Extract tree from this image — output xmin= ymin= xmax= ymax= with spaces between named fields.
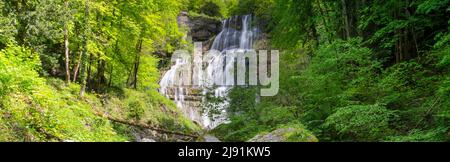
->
xmin=63 ymin=0 xmax=71 ymax=83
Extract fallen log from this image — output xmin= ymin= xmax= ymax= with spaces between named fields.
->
xmin=95 ymin=112 xmax=200 ymax=138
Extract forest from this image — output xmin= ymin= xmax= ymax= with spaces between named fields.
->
xmin=0 ymin=0 xmax=448 ymax=142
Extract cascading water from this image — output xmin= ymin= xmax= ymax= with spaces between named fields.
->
xmin=159 ymin=15 xmax=259 ymax=129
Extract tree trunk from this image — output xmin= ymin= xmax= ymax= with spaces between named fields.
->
xmin=305 ymin=2 xmax=319 ymax=45
xmin=108 ymin=64 xmax=113 ymax=87
xmin=79 ymin=0 xmax=90 ymax=97
xmin=341 ymin=0 xmax=351 ymax=39
xmin=86 ymin=54 xmax=93 ymax=90
xmin=128 ymin=39 xmax=143 ymax=89
xmin=73 ymin=50 xmax=82 ymax=82
xmin=64 ymin=0 xmax=71 ymax=84
xmin=95 ymin=59 xmax=107 ymax=91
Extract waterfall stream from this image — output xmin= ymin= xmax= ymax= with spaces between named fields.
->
xmin=159 ymin=15 xmax=259 ymax=129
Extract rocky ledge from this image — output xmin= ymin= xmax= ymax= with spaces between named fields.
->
xmin=178 ymin=11 xmax=222 ymax=42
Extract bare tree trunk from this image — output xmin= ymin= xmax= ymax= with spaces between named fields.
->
xmin=73 ymin=50 xmax=82 ymax=82
xmin=64 ymin=0 xmax=71 ymax=84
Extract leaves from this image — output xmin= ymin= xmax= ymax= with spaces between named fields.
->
xmin=324 ymin=104 xmax=396 ymax=141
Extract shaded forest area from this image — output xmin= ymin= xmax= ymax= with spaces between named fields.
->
xmin=208 ymin=0 xmax=449 ymax=142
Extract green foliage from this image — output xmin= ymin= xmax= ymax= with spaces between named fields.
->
xmin=291 ymin=39 xmax=381 ymax=122
xmin=0 ymin=44 xmax=200 ymax=141
xmin=1 ymin=0 xmax=448 ymax=142
xmin=102 ymin=89 xmax=201 ymax=134
xmin=212 ymin=87 xmax=308 ymax=141
xmin=386 ymin=127 xmax=449 ymax=142
xmin=0 ymin=45 xmax=124 ymax=141
xmin=0 ymin=1 xmax=16 ymax=46
xmin=270 ymin=0 xmax=318 ymax=48
xmin=137 ymin=54 xmax=160 ymax=90
xmin=324 ymin=104 xmax=396 ymax=141
xmin=187 ymin=0 xmax=231 ymax=18
xmin=0 ymin=45 xmax=43 ymax=96
xmin=125 ymin=97 xmax=145 ymax=121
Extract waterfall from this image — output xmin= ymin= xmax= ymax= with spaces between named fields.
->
xmin=159 ymin=15 xmax=259 ymax=129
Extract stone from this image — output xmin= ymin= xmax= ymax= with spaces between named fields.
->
xmin=140 ymin=138 xmax=156 ymax=142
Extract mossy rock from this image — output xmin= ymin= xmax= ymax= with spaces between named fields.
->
xmin=248 ymin=126 xmax=318 ymax=142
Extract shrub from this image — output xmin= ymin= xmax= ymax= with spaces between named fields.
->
xmin=126 ymin=99 xmax=145 ymax=121
xmin=323 ymin=104 xmax=396 ymax=141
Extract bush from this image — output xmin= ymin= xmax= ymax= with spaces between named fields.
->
xmin=323 ymin=104 xmax=396 ymax=141
xmin=126 ymin=98 xmax=145 ymax=121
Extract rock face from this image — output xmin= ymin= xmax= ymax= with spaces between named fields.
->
xmin=164 ymin=14 xmax=264 ymax=129
xmin=248 ymin=127 xmax=318 ymax=142
xmin=178 ymin=12 xmax=222 ymax=42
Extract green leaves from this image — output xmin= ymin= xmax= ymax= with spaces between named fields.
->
xmin=416 ymin=0 xmax=450 ymax=14
xmin=187 ymin=0 xmax=232 ymax=18
xmin=324 ymin=104 xmax=396 ymax=141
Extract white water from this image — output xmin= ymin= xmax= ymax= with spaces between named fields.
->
xmin=159 ymin=15 xmax=259 ymax=129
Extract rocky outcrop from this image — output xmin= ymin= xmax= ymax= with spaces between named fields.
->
xmin=248 ymin=126 xmax=318 ymax=142
xmin=178 ymin=12 xmax=222 ymax=42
